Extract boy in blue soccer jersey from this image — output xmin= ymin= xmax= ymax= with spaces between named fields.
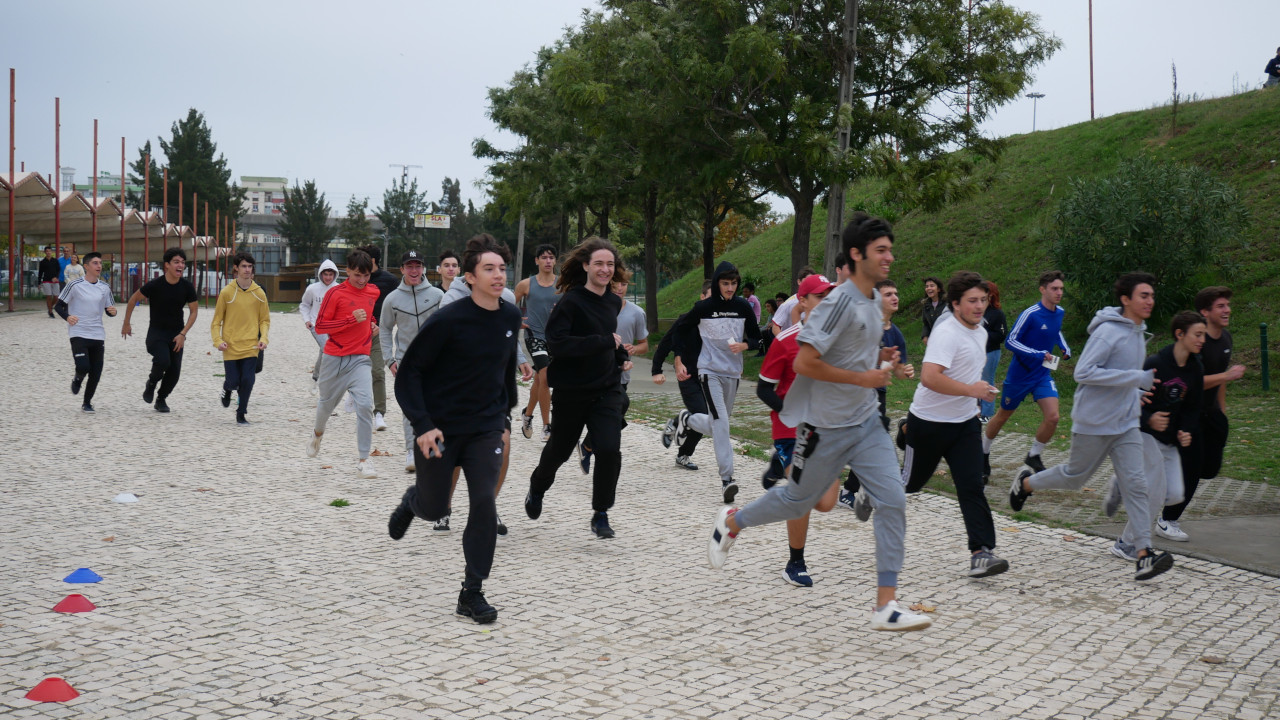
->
xmin=982 ymin=270 xmax=1071 ymax=479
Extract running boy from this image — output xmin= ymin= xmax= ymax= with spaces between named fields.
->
xmin=210 ymin=252 xmax=270 ymax=425
xmin=55 ymin=251 xmax=117 ymax=412
xmin=515 ymin=244 xmax=559 ymax=442
xmin=121 ymin=247 xmax=199 ymax=413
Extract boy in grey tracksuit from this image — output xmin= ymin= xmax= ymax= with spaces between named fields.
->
xmin=1009 ymin=272 xmax=1175 ymax=581
xmin=380 ymin=250 xmax=445 ymax=472
xmin=672 ymin=261 xmax=761 ymax=503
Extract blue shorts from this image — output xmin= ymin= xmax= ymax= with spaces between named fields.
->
xmin=1000 ymin=374 xmax=1058 ymax=411
xmin=773 ymin=438 xmax=796 ymax=470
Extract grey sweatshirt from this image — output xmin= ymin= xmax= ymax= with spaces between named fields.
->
xmin=1070 ymin=306 xmax=1157 ymax=436
xmin=441 ymin=281 xmax=529 ymax=366
xmin=379 ymin=278 xmax=445 ymax=365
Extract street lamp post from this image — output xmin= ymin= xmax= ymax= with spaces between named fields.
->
xmin=1026 ymin=92 xmax=1045 ymax=132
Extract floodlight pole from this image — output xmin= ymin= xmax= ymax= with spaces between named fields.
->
xmin=822 ymin=0 xmax=860 ymax=281
xmin=1027 ymin=92 xmax=1045 ymax=132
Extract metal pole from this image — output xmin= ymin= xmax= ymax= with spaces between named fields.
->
xmin=54 ymin=97 xmax=60 ymax=259
xmin=178 ymin=180 xmax=184 ymax=281
xmin=1262 ymin=323 xmax=1271 ymax=392
xmin=965 ymin=0 xmax=972 ymax=117
xmin=822 ymin=0 xmax=859 ymax=279
xmin=92 ymin=119 xmax=98 ymax=251
xmin=143 ymin=152 xmax=150 ymax=281
xmin=192 ymin=192 xmax=198 ymax=284
xmin=1088 ymin=0 xmax=1095 ymax=120
xmin=119 ymin=136 xmax=126 ymax=298
xmin=203 ymin=200 xmax=209 ymax=302
xmin=515 ymin=211 xmax=526 ymax=286
xmin=8 ymin=68 xmax=15 ymax=312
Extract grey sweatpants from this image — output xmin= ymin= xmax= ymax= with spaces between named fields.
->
xmin=733 ymin=415 xmax=906 ymax=588
xmin=1027 ymin=427 xmax=1151 ymax=548
xmin=309 ymin=328 xmax=328 ymax=382
xmin=1118 ymin=433 xmax=1184 ymax=547
xmin=314 ymin=353 xmax=375 ymax=459
xmin=687 ymin=374 xmax=738 ymax=484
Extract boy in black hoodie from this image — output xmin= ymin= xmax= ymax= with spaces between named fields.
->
xmin=524 ymin=237 xmax=632 ymax=539
xmin=671 ymin=261 xmax=761 ymax=503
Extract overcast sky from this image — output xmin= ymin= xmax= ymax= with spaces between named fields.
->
xmin=2 ymin=1 xmax=1273 ymax=216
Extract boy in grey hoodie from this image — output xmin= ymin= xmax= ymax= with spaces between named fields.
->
xmin=1009 ymin=272 xmax=1174 ymax=581
xmin=380 ymin=250 xmax=445 ymax=473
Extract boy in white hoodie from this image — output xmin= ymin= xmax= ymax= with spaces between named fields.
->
xmin=1009 ymin=271 xmax=1174 ymax=581
xmin=300 ymin=259 xmax=339 ymax=383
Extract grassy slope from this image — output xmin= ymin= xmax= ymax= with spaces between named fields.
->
xmin=652 ymin=88 xmax=1280 ymax=484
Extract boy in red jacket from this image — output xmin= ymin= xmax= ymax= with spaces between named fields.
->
xmin=307 ymin=250 xmax=382 ymax=478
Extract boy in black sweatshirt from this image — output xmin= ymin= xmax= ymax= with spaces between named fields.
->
xmin=652 ymin=280 xmax=714 ymax=470
xmin=387 ymin=235 xmax=522 ymax=624
xmin=525 ymin=237 xmax=631 ymax=539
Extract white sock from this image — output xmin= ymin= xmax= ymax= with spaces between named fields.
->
xmin=981 ymin=435 xmax=993 ymax=454
xmin=1030 ymin=440 xmax=1046 ymax=456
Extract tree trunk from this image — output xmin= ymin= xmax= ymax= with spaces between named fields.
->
xmin=643 ymin=185 xmax=660 ymax=332
xmin=559 ymin=212 xmax=569 ymax=252
xmin=789 ymin=196 xmax=816 ymax=293
xmin=577 ymin=206 xmax=586 ymax=243
xmin=702 ymin=194 xmax=717 ymax=279
xmin=600 ymin=199 xmax=610 ymax=239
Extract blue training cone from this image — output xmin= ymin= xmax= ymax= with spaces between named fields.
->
xmin=63 ymin=568 xmax=103 ymax=584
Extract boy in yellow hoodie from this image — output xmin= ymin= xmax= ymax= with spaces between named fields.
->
xmin=211 ymin=252 xmax=270 ymax=425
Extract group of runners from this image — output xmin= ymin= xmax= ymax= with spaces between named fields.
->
xmin=48 ymin=216 xmax=1247 ymax=630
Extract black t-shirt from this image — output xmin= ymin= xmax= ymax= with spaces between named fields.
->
xmin=1199 ymin=328 xmax=1233 ymax=410
xmin=140 ymin=276 xmax=198 ymax=332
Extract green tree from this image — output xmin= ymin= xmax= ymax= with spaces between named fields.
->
xmin=277 ymin=180 xmax=337 ymax=265
xmin=375 ymin=175 xmax=428 ymax=263
xmin=338 ymin=197 xmax=376 ymax=248
xmin=1049 ymin=156 xmax=1248 ymax=332
xmin=128 ymin=109 xmax=246 ymax=228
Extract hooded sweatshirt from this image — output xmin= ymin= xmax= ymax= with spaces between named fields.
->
xmin=1140 ymin=344 xmax=1203 ymax=446
xmin=211 ymin=280 xmax=270 ymax=361
xmin=299 ymin=259 xmax=339 ymax=325
xmin=672 ymin=261 xmax=761 ymax=379
xmin=1070 ymin=306 xmax=1157 ymax=436
xmin=380 ymin=276 xmax=445 ymax=365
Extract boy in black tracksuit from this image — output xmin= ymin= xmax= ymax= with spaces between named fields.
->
xmin=525 ymin=240 xmax=630 ymax=538
xmin=652 ymin=282 xmax=713 ymax=470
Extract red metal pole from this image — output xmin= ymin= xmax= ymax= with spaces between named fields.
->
xmin=203 ymin=200 xmax=209 ymax=303
xmin=1088 ymin=0 xmax=1095 ymax=120
xmin=162 ymin=166 xmax=168 ymax=246
xmin=143 ymin=153 xmax=150 ymax=281
xmin=92 ymin=119 xmax=98 ymax=251
xmin=192 ymin=191 xmax=198 ymax=284
xmin=8 ymin=68 xmax=15 ymax=312
xmin=54 ymin=97 xmax=61 ymax=259
xmin=178 ymin=180 xmax=184 ymax=281
xmin=120 ymin=136 xmax=126 ymax=298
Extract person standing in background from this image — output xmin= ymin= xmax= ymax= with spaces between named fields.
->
xmin=980 ymin=281 xmax=1007 ymax=422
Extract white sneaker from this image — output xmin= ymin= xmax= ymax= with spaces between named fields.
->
xmin=1155 ymin=518 xmax=1189 ymax=542
xmin=404 ymin=449 xmax=415 ymax=473
xmin=343 ymin=394 xmax=355 ymax=414
xmin=374 ymin=412 xmax=388 ymax=431
xmin=357 ymin=459 xmax=378 ymax=479
xmin=870 ymin=601 xmax=932 ymax=632
xmin=707 ymin=507 xmax=738 ymax=570
xmin=542 ymin=425 xmax=552 ymax=443
xmin=306 ymin=432 xmax=322 ymax=458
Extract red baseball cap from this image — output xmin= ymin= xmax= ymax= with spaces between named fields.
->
xmin=797 ymin=274 xmax=837 ymax=297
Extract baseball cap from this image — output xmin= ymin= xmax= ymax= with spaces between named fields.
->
xmin=797 ymin=274 xmax=837 ymax=297
xmin=400 ymin=250 xmax=425 ymax=265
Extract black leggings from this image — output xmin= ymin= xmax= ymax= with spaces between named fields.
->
xmin=901 ymin=413 xmax=996 ymax=552
xmin=407 ymin=429 xmax=504 ymax=590
xmin=70 ymin=337 xmax=105 ymax=404
xmin=1163 ymin=409 xmax=1229 ymax=522
xmin=146 ymin=328 xmax=185 ymax=400
xmin=530 ymin=386 xmax=625 ymax=512
xmin=677 ymin=376 xmax=706 ymax=456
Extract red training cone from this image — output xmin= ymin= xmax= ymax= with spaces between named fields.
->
xmin=52 ymin=594 xmax=96 ymax=613
xmin=25 ymin=677 xmax=80 ymax=702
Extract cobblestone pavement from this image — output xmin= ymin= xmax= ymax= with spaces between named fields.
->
xmin=2 ymin=310 xmax=1278 ymax=719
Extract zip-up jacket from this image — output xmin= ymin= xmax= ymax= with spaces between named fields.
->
xmin=314 ymin=280 xmax=380 ymax=357
xmin=672 ymin=261 xmax=760 ymax=379
xmin=1006 ymin=301 xmax=1071 ymax=382
xmin=380 ymin=278 xmax=445 ymax=365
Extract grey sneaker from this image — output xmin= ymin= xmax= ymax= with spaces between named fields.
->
xmin=433 ymin=513 xmax=451 ymax=533
xmin=541 ymin=425 xmax=552 ymax=443
xmin=721 ymin=479 xmax=739 ymax=504
xmin=1110 ymin=540 xmax=1138 ymax=561
xmin=675 ymin=455 xmax=698 ymax=471
xmin=661 ymin=416 xmax=676 ymax=449
xmin=520 ymin=408 xmax=534 ymax=439
xmin=968 ymin=548 xmax=1009 ymax=578
xmin=853 ymin=489 xmax=873 ymax=522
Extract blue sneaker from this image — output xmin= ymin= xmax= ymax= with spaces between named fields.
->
xmin=578 ymin=441 xmax=593 ymax=475
xmin=836 ymin=488 xmax=856 ymax=512
xmin=782 ymin=560 xmax=813 ymax=587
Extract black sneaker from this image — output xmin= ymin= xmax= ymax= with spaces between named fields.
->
xmin=456 ymin=588 xmax=498 ymax=624
xmin=590 ymin=511 xmax=615 ymax=539
xmin=1024 ymin=453 xmax=1046 ymax=474
xmin=968 ymin=547 xmax=1010 ymax=578
xmin=236 ymin=412 xmax=250 ymax=426
xmin=1135 ymin=549 xmax=1174 ymax=581
xmin=71 ymin=374 xmax=84 ymax=395
xmin=896 ymin=418 xmax=907 ymax=451
xmin=722 ymin=479 xmax=739 ymax=504
xmin=578 ymin=441 xmax=593 ymax=475
xmin=1009 ymin=467 xmax=1032 ymax=511
xmin=388 ymin=488 xmax=415 ymax=540
xmin=673 ymin=410 xmax=691 ymax=447
xmin=81 ymin=403 xmax=95 ymax=413
xmin=761 ymin=465 xmax=782 ymax=491
xmin=154 ymin=398 xmax=170 ymax=413
xmin=982 ymin=453 xmax=991 ymax=485
xmin=524 ymin=491 xmax=543 ymax=520
xmin=661 ymin=416 xmax=677 ymax=449
xmin=220 ymin=388 xmax=232 ymax=408
xmin=143 ymin=382 xmax=155 ymax=404
xmin=496 ymin=513 xmax=508 ymax=536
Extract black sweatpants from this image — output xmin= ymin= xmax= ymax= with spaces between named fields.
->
xmin=676 ymin=376 xmax=706 ymax=456
xmin=1163 ymin=408 xmax=1229 ymax=522
xmin=70 ymin=337 xmax=105 ymax=404
xmin=901 ymin=413 xmax=996 ymax=552
xmin=530 ymin=385 xmax=625 ymax=512
xmin=406 ymin=429 xmax=504 ymax=590
xmin=145 ymin=328 xmax=184 ymax=400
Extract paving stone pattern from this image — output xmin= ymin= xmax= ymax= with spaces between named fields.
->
xmin=2 ymin=310 xmax=1277 ymax=719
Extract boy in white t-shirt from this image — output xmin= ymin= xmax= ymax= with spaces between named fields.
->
xmin=901 ymin=272 xmax=1007 ymax=578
